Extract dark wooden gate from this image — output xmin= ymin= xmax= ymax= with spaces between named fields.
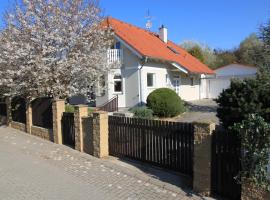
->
xmin=211 ymin=129 xmax=241 ymax=200
xmin=108 ymin=116 xmax=194 ymax=176
xmin=61 ymin=112 xmax=75 ymax=148
xmin=0 ymin=103 xmax=7 ymax=116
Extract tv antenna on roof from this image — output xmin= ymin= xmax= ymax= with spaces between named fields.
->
xmin=145 ymin=9 xmax=153 ymax=30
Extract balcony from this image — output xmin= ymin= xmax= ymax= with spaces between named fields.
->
xmin=107 ymin=49 xmax=123 ymax=66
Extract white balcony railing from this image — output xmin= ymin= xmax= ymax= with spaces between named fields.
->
xmin=107 ymin=49 xmax=123 ymax=65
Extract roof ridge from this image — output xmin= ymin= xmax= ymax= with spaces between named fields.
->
xmin=107 ymin=16 xmax=159 ymax=38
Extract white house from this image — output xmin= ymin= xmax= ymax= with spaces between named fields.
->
xmin=201 ymin=64 xmax=257 ymax=99
xmin=96 ymin=17 xmax=214 ymax=108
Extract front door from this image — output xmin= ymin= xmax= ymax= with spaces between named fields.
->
xmin=173 ymin=76 xmax=180 ymax=95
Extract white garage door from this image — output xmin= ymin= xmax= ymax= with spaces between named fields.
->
xmin=208 ymin=78 xmax=231 ymax=99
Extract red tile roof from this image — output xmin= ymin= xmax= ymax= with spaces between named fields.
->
xmin=105 ymin=17 xmax=214 ymax=74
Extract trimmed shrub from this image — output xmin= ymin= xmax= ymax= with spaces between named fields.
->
xmin=88 ymin=107 xmax=93 ymax=114
xmin=146 ymin=88 xmax=185 ymax=117
xmin=65 ymin=104 xmax=75 ymax=113
xmin=216 ymin=77 xmax=270 ymax=128
xmin=130 ymin=106 xmax=153 ymax=119
xmin=65 ymin=104 xmax=92 ymax=115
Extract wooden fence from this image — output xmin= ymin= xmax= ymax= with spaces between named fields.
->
xmin=11 ymin=97 xmax=26 ymax=124
xmin=211 ymin=129 xmax=241 ymax=200
xmin=31 ymin=98 xmax=53 ymax=129
xmin=0 ymin=103 xmax=7 ymax=116
xmin=61 ymin=112 xmax=75 ymax=148
xmin=108 ymin=116 xmax=194 ymax=176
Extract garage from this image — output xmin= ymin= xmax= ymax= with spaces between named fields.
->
xmin=201 ymin=64 xmax=257 ymax=99
xmin=208 ymin=78 xmax=231 ymax=99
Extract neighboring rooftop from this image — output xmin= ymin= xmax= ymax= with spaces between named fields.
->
xmin=214 ymin=63 xmax=257 ymax=71
xmin=104 ymin=17 xmax=214 ymax=74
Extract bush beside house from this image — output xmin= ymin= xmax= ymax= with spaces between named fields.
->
xmin=216 ymin=77 xmax=270 ymax=128
xmin=129 ymin=106 xmax=153 ymax=119
xmin=146 ymin=88 xmax=185 ymax=118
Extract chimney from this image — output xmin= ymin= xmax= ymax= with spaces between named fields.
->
xmin=159 ymin=25 xmax=168 ymax=43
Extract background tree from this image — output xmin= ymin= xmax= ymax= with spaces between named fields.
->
xmin=180 ymin=40 xmax=218 ymax=68
xmin=0 ymin=0 xmax=113 ymax=100
xmin=213 ymin=49 xmax=238 ymax=68
xmin=187 ymin=45 xmax=205 ymax=63
xmin=258 ymin=19 xmax=270 ymax=72
xmin=234 ymin=33 xmax=264 ymax=66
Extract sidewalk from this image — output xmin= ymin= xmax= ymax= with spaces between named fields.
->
xmin=0 ymin=126 xmax=208 ymax=200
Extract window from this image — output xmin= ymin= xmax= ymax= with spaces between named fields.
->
xmin=147 ymin=73 xmax=155 ymax=87
xmin=113 ymin=74 xmax=122 ymax=93
xmin=190 ymin=77 xmax=194 ymax=86
xmin=115 ymin=42 xmax=121 ymax=49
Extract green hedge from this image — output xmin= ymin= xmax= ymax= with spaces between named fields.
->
xmin=216 ymin=77 xmax=270 ymax=128
xmin=146 ymin=88 xmax=185 ymax=117
xmin=129 ymin=106 xmax=153 ymax=119
xmin=65 ymin=104 xmax=93 ymax=114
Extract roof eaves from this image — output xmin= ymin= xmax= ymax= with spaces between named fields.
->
xmin=171 ymin=62 xmax=189 ymax=74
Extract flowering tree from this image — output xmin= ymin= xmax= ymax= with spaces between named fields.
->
xmin=0 ymin=0 xmax=113 ymax=100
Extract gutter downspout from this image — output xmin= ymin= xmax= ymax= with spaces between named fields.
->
xmin=138 ymin=56 xmax=148 ymax=106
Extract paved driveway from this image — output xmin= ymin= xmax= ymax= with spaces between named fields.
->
xmin=0 ymin=126 xmax=205 ymax=200
xmin=175 ymin=99 xmax=219 ymax=124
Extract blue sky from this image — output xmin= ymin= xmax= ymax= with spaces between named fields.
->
xmin=0 ymin=0 xmax=269 ymax=49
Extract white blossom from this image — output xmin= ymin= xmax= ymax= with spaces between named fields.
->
xmin=0 ymin=0 xmax=113 ymax=100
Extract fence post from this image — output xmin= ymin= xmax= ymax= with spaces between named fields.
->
xmin=25 ymin=100 xmax=32 ymax=134
xmin=193 ymin=122 xmax=215 ymax=196
xmin=92 ymin=111 xmax=109 ymax=158
xmin=74 ymin=105 xmax=88 ymax=152
xmin=52 ymin=99 xmax=65 ymax=144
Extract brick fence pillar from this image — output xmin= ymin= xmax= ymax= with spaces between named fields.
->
xmin=5 ymin=97 xmax=12 ymax=126
xmin=193 ymin=122 xmax=215 ymax=196
xmin=74 ymin=105 xmax=88 ymax=152
xmin=52 ymin=99 xmax=65 ymax=144
xmin=92 ymin=111 xmax=109 ymax=158
xmin=25 ymin=101 xmax=32 ymax=134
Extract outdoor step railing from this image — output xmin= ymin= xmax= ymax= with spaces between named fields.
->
xmin=98 ymin=95 xmax=118 ymax=112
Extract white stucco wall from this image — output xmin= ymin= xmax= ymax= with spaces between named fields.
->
xmin=140 ymin=62 xmax=201 ymax=103
xmin=124 ymin=68 xmax=140 ymax=107
xmin=96 ymin=41 xmax=140 ymax=108
xmin=140 ymin=63 xmax=168 ymax=103
xmin=179 ymin=75 xmax=200 ymax=101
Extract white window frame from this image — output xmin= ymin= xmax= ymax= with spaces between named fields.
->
xmin=147 ymin=73 xmax=155 ymax=88
xmin=113 ymin=74 xmax=123 ymax=94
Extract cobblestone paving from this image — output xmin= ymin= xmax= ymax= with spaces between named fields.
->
xmin=0 ymin=126 xmax=206 ymax=200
